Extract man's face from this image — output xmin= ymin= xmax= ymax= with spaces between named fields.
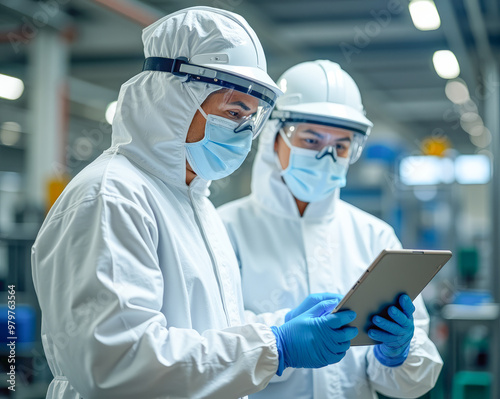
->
xmin=275 ymin=123 xmax=354 ymax=170
xmin=186 ymin=89 xmax=259 ymax=143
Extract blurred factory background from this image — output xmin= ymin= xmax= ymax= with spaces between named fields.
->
xmin=0 ymin=0 xmax=499 ymax=398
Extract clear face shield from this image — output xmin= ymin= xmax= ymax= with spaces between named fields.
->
xmin=142 ymin=57 xmax=278 ymax=138
xmin=280 ymin=122 xmax=367 ymax=164
xmin=186 ymin=85 xmax=274 ymax=139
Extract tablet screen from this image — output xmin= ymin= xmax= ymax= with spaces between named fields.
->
xmin=331 ymin=249 xmax=452 ymax=346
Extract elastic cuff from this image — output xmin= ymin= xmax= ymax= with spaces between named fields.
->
xmin=270 ymin=326 xmax=286 ymax=376
xmin=373 ymin=344 xmax=410 ymax=367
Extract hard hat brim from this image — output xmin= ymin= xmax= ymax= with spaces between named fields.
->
xmin=201 ymin=64 xmax=283 ymax=97
xmin=275 ymin=102 xmax=373 ymax=135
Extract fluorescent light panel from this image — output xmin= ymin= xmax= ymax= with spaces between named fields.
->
xmin=433 ymin=50 xmax=460 ymax=79
xmin=400 ymin=155 xmax=491 ymax=185
xmin=455 ymin=155 xmax=491 ymax=184
xmin=105 ymin=101 xmax=118 ymax=125
xmin=0 ymin=74 xmax=24 ymax=100
xmin=400 ymin=156 xmax=454 ymax=185
xmin=445 ymin=79 xmax=470 ymax=104
xmin=409 ymin=0 xmax=441 ymax=31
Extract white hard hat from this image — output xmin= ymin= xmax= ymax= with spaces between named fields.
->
xmin=272 ymin=60 xmax=372 ymax=162
xmin=141 ymin=6 xmax=282 ymax=137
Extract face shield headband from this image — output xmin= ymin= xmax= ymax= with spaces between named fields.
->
xmin=142 ymin=57 xmax=278 ymax=138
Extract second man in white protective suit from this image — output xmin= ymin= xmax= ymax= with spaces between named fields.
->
xmin=219 ymin=60 xmax=444 ymax=399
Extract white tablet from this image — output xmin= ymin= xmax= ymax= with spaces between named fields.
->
xmin=331 ymin=249 xmax=452 ymax=346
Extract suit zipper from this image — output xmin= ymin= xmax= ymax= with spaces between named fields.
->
xmin=188 ymin=188 xmax=231 ymax=327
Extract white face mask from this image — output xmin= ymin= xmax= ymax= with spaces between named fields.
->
xmin=278 ymin=130 xmax=349 ymax=202
xmin=184 ymin=84 xmax=253 ymax=181
xmin=185 ymin=113 xmax=252 ymax=181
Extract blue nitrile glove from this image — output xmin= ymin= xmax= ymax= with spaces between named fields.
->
xmin=285 ymin=293 xmax=344 ymax=322
xmin=271 ymin=299 xmax=358 ymax=376
xmin=368 ymin=294 xmax=415 ymax=367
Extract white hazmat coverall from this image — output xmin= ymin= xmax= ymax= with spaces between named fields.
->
xmin=218 ymin=121 xmax=444 ymax=399
xmin=31 ymin=8 xmax=285 ymax=399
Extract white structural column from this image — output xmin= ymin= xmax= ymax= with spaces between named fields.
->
xmin=485 ymin=62 xmax=500 ymax=399
xmin=26 ymin=28 xmax=69 ymax=209
xmin=485 ymin=64 xmax=500 ymax=306
xmin=462 ymin=1 xmax=499 ymax=396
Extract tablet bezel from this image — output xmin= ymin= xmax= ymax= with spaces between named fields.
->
xmin=331 ymin=249 xmax=452 ymax=346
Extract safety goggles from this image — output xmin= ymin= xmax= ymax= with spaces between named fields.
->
xmin=272 ymin=108 xmax=370 ymax=163
xmin=279 ymin=122 xmax=367 ymax=164
xmin=142 ymin=57 xmax=279 ymax=138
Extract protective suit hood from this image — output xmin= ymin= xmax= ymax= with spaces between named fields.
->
xmin=251 ymin=119 xmax=340 ymax=220
xmin=109 ymin=6 xmax=271 ymax=192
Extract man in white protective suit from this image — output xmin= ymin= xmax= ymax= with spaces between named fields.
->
xmin=31 ymin=9 xmax=360 ymax=399
xmin=218 ymin=60 xmax=444 ymax=399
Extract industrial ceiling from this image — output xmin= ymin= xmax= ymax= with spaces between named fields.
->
xmin=0 ymin=0 xmax=498 ymax=167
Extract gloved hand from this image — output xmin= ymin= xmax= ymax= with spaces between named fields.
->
xmin=368 ymin=294 xmax=415 ymax=367
xmin=271 ymin=299 xmax=358 ymax=375
xmin=285 ymin=293 xmax=344 ymax=322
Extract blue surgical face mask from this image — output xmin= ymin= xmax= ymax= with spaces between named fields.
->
xmin=184 ymin=87 xmax=253 ymax=181
xmin=278 ymin=130 xmax=349 ymax=203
